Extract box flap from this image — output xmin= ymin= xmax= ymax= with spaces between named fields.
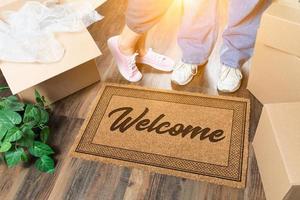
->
xmin=0 ymin=0 xmax=102 ymax=95
xmin=258 ymin=2 xmax=300 ymax=57
xmin=266 ymin=102 xmax=300 ymax=185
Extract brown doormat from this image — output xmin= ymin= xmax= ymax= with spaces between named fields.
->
xmin=70 ymin=83 xmax=250 ymax=188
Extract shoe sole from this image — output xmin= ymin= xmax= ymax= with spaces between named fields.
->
xmin=107 ymin=38 xmax=142 ymax=83
xmin=136 ymin=60 xmax=173 ymax=72
xmin=217 ymin=81 xmax=242 ymax=93
xmin=171 ymin=75 xmax=195 ymax=86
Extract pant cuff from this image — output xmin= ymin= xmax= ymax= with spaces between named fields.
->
xmin=182 ymin=55 xmax=208 ymax=65
xmin=220 ymin=60 xmax=240 ymax=69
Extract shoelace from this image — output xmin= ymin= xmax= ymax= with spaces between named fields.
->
xmin=174 ymin=62 xmax=198 ymax=76
xmin=128 ymin=53 xmax=139 ymax=77
xmin=220 ymin=67 xmax=242 ymax=81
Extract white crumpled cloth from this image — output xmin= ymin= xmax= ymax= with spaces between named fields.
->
xmin=0 ymin=0 xmax=103 ymax=63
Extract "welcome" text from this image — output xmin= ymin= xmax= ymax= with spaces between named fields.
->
xmin=108 ymin=107 xmax=225 ymax=143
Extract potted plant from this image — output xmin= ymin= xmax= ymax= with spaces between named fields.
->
xmin=0 ymin=86 xmax=55 ymax=173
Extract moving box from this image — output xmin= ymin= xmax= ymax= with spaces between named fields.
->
xmin=247 ymin=2 xmax=300 ymax=104
xmin=253 ymin=102 xmax=300 ymax=200
xmin=0 ymin=0 xmax=104 ymax=104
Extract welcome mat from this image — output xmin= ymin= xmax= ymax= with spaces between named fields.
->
xmin=70 ymin=83 xmax=250 ymax=188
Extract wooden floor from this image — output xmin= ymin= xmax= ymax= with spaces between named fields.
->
xmin=0 ymin=0 xmax=266 ymax=199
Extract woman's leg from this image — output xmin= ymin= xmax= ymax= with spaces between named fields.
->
xmin=118 ymin=25 xmax=142 ymax=56
xmin=119 ymin=0 xmax=174 ymax=55
xmin=108 ymin=0 xmax=175 ymax=81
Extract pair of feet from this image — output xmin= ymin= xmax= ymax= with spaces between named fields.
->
xmin=108 ymin=36 xmax=242 ymax=93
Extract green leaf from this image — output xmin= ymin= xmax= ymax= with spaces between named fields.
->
xmin=0 ymin=96 xmax=24 ymax=112
xmin=0 ymin=86 xmax=9 ymax=93
xmin=0 ymin=109 xmax=22 ymax=128
xmin=40 ymin=126 xmax=50 ymax=143
xmin=29 ymin=141 xmax=54 ymax=157
xmin=35 ymin=155 xmax=55 ymax=173
xmin=0 ymin=125 xmax=8 ymax=141
xmin=0 ymin=141 xmax=12 ymax=152
xmin=18 ymin=128 xmax=35 ymax=147
xmin=35 ymin=90 xmax=46 ymax=108
xmin=4 ymin=148 xmax=24 ymax=167
xmin=23 ymin=105 xmax=41 ymax=127
xmin=4 ymin=127 xmax=23 ymax=142
xmin=21 ymin=125 xmax=36 ymax=137
xmin=21 ymin=151 xmax=29 ymax=162
xmin=39 ymin=109 xmax=49 ymax=125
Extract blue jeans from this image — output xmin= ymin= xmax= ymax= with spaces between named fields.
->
xmin=126 ymin=0 xmax=271 ymax=68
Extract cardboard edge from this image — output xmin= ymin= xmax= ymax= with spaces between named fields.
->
xmin=69 ymin=82 xmax=250 ymax=188
xmin=16 ymin=59 xmax=100 ymax=104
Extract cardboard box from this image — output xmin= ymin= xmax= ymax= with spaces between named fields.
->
xmin=247 ymin=2 xmax=300 ymax=104
xmin=0 ymin=0 xmax=103 ymax=104
xmin=247 ymin=43 xmax=300 ymax=104
xmin=258 ymin=2 xmax=300 ymax=57
xmin=253 ymin=102 xmax=300 ymax=200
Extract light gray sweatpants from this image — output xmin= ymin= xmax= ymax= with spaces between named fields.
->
xmin=126 ymin=0 xmax=271 ymax=68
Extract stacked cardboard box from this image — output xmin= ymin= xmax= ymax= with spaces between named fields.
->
xmin=249 ymin=2 xmax=300 ymax=200
xmin=253 ymin=103 xmax=300 ymax=200
xmin=0 ymin=0 xmax=106 ymax=104
xmin=248 ymin=1 xmax=300 ymax=104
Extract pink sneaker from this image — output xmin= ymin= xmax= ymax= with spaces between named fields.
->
xmin=107 ymin=36 xmax=142 ymax=82
xmin=136 ymin=48 xmax=174 ymax=72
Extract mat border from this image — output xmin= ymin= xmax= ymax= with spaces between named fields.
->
xmin=70 ymin=83 xmax=250 ymax=188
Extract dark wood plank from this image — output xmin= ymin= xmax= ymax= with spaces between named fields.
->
xmin=12 ymin=116 xmax=84 ymax=200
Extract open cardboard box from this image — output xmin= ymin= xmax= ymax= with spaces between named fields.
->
xmin=253 ymin=102 xmax=300 ymax=200
xmin=0 ymin=0 xmax=106 ymax=104
xmin=247 ymin=2 xmax=300 ymax=104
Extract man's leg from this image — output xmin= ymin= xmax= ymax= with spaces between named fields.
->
xmin=172 ymin=0 xmax=219 ymax=85
xmin=220 ymin=0 xmax=271 ymax=68
xmin=217 ymin=0 xmax=271 ymax=92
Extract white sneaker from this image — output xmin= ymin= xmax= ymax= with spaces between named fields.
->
xmin=171 ymin=61 xmax=198 ymax=85
xmin=136 ymin=48 xmax=174 ymax=72
xmin=217 ymin=65 xmax=243 ymax=93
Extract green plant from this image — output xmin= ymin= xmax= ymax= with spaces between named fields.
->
xmin=0 ymin=86 xmax=55 ymax=173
